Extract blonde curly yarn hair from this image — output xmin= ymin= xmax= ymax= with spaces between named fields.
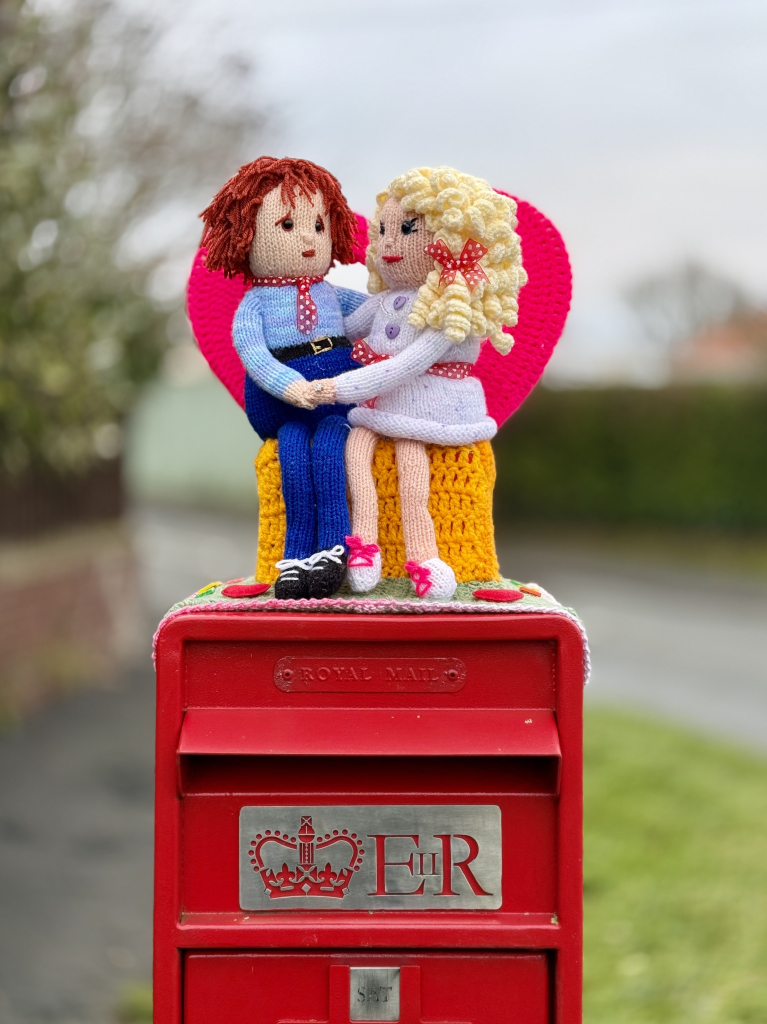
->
xmin=366 ymin=167 xmax=526 ymax=355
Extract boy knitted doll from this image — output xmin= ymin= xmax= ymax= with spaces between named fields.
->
xmin=201 ymin=157 xmax=366 ymax=599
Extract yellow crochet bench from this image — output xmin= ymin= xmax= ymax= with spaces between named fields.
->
xmin=255 ymin=439 xmax=500 ymax=584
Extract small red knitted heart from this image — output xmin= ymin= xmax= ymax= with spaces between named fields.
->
xmin=472 ymin=588 xmax=524 ymax=602
xmin=187 ymin=200 xmax=570 ymax=430
xmin=221 ymin=582 xmax=270 ymax=598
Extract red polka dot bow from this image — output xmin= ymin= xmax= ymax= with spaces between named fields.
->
xmin=423 ymin=238 xmax=489 ymax=291
xmin=252 ymin=275 xmax=324 ymax=334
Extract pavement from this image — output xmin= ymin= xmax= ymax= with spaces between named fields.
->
xmin=0 ymin=505 xmax=765 ymax=1023
xmin=0 ymin=665 xmax=154 ymax=1024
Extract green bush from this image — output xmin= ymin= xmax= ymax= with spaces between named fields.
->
xmin=0 ymin=0 xmax=264 ymax=486
xmin=0 ymin=1 xmax=163 ymax=479
xmin=494 ymin=385 xmax=767 ymax=529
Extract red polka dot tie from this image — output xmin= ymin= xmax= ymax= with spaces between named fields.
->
xmin=251 ymin=275 xmax=324 ymax=334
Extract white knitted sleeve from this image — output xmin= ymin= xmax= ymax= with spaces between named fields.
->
xmin=342 ymin=296 xmax=378 ymax=340
xmin=333 ymin=330 xmax=453 ymax=404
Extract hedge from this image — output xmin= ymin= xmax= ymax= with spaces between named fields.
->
xmin=493 ymin=386 xmax=767 ymax=529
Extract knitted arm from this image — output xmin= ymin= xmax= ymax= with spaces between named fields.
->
xmin=233 ymin=291 xmax=303 ymax=400
xmin=342 ymin=295 xmax=378 ymax=340
xmin=332 ymin=285 xmax=368 ymax=318
xmin=333 ymin=330 xmax=453 ymax=404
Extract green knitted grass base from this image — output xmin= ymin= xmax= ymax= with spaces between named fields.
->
xmin=170 ymin=575 xmax=563 ymax=615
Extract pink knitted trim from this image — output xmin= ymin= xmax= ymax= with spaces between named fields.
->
xmin=346 ymin=535 xmax=380 ymax=567
xmin=186 ymin=197 xmax=571 ymax=427
xmin=151 ymin=596 xmax=590 ymax=684
xmin=404 ymin=560 xmax=433 ymax=598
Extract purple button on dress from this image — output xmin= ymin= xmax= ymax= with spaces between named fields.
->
xmin=393 ymin=295 xmax=407 ymax=310
xmin=385 ymin=323 xmax=400 ymax=340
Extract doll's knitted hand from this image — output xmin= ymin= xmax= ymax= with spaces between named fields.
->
xmin=283 ymin=379 xmax=317 ymax=409
xmin=310 ymin=379 xmax=337 ymax=406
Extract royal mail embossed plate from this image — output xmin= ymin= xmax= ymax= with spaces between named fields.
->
xmin=239 ymin=805 xmax=502 ymax=911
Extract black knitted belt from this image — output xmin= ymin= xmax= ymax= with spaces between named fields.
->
xmin=273 ymin=336 xmax=351 ymax=363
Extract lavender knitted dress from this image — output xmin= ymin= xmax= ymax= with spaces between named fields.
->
xmin=334 ymin=289 xmax=497 ymax=445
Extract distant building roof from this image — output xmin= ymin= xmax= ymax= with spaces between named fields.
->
xmin=670 ymin=311 xmax=767 ymax=383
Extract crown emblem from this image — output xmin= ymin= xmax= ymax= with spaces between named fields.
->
xmin=248 ymin=815 xmax=365 ymax=899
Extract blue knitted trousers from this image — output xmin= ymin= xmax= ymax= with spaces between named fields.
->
xmin=277 ymin=415 xmax=351 ymax=561
xmin=244 ymin=350 xmax=359 ymax=562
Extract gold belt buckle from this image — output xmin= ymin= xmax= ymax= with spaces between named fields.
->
xmin=310 ymin=336 xmax=333 ymax=355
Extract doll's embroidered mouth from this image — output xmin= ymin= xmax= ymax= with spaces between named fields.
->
xmin=382 ymin=255 xmax=403 ymax=263
xmin=301 ymin=249 xmax=316 ymax=257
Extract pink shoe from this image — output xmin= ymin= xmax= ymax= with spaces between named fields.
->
xmin=345 ymin=535 xmax=382 ymax=593
xmin=404 ymin=557 xmax=457 ymax=600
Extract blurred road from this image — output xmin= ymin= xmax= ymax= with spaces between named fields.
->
xmin=1 ymin=505 xmax=765 ymax=1023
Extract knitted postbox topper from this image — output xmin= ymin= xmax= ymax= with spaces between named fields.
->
xmin=187 ymin=197 xmax=571 ymax=431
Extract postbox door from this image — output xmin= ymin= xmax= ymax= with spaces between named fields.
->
xmin=185 ymin=952 xmax=549 ymax=1024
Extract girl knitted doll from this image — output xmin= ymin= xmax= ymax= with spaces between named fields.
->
xmin=309 ymin=167 xmax=526 ymax=600
xmin=201 ymin=157 xmax=366 ymax=600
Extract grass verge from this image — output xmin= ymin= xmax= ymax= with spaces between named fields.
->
xmin=585 ymin=708 xmax=767 ymax=1023
xmin=116 ymin=982 xmax=152 ymax=1023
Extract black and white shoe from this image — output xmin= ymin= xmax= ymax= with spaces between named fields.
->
xmin=305 ymin=545 xmax=347 ymax=599
xmin=274 ymin=557 xmax=311 ymax=599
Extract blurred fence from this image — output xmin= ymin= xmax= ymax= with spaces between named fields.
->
xmin=494 ymin=385 xmax=767 ymax=529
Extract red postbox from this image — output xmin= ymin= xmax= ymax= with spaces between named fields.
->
xmin=154 ymin=610 xmax=585 ymax=1024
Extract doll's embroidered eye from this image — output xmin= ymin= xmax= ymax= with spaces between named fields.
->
xmin=279 ymin=217 xmax=294 ymax=231
xmin=315 ymin=216 xmax=325 ymax=233
xmin=401 ymin=218 xmax=418 ymax=236
xmin=379 ymin=222 xmax=385 ymax=236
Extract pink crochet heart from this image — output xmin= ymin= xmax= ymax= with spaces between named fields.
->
xmin=187 ymin=200 xmax=571 ymax=428
xmin=474 ymin=193 xmax=572 ymax=427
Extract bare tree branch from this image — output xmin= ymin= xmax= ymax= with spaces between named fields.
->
xmin=0 ymin=0 xmax=266 ymax=476
xmin=624 ymin=261 xmax=751 ymax=353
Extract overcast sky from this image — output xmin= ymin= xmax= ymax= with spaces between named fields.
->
xmin=132 ymin=0 xmax=767 ymax=382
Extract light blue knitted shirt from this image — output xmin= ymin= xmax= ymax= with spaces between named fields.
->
xmin=233 ymin=282 xmax=366 ymax=400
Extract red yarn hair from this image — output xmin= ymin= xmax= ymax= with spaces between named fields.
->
xmin=200 ymin=156 xmax=357 ymax=280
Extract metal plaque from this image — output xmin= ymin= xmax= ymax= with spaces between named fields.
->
xmin=274 ymin=657 xmax=465 ymax=693
xmin=239 ymin=804 xmax=502 ymax=911
xmin=349 ymin=968 xmax=400 ymax=1022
